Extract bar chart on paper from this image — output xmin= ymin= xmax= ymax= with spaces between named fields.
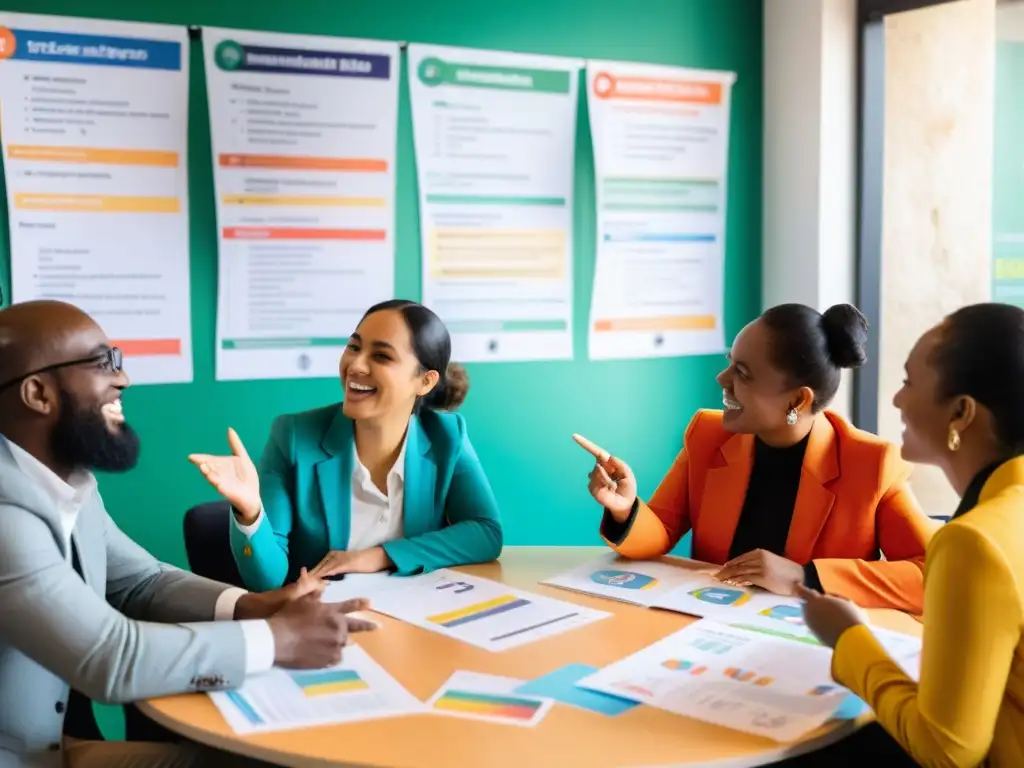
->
xmin=367 ymin=569 xmax=611 ymax=651
xmin=209 ymin=646 xmax=422 ymax=734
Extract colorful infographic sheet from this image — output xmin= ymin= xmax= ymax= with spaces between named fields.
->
xmin=426 ymin=671 xmax=553 ymax=727
xmin=577 ymin=620 xmax=846 ymax=742
xmin=585 ymin=61 xmax=736 ymax=360
xmin=0 ymin=13 xmax=193 ymax=384
xmin=367 ymin=569 xmax=611 ymax=652
xmin=408 ymin=44 xmax=581 ymax=363
xmin=544 ymin=553 xmax=817 ymax=641
xmin=209 ymin=645 xmax=422 ymax=734
xmin=204 ymin=28 xmax=399 ymax=381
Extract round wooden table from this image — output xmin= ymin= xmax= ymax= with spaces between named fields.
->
xmin=139 ymin=547 xmax=922 ymax=767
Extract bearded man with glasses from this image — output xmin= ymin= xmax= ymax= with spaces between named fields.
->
xmin=0 ymin=300 xmax=377 ymax=768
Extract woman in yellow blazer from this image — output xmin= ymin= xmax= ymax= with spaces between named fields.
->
xmin=799 ymin=303 xmax=1024 ymax=767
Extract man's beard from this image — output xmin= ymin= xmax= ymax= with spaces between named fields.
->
xmin=52 ymin=388 xmax=141 ymax=472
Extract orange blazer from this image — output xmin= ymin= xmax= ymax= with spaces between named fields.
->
xmin=603 ymin=409 xmax=939 ymax=613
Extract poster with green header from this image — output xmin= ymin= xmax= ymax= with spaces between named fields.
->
xmin=993 ymin=42 xmax=1024 ymax=306
xmin=408 ymin=43 xmax=582 ymax=363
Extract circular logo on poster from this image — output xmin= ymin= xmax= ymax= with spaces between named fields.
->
xmin=215 ymin=40 xmax=245 ymax=71
xmin=0 ymin=28 xmax=17 ymax=59
xmin=593 ymin=72 xmax=614 ymax=97
xmin=418 ymin=57 xmax=445 ymax=86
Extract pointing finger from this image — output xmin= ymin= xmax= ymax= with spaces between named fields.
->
xmin=573 ymin=433 xmax=610 ymax=462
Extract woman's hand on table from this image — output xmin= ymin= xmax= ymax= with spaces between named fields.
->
xmin=714 ymin=549 xmax=806 ymax=595
xmin=796 ymin=583 xmax=869 ymax=648
xmin=309 ymin=547 xmax=392 ymax=579
xmin=573 ymin=433 xmax=638 ymax=522
xmin=188 ymin=427 xmax=262 ymax=524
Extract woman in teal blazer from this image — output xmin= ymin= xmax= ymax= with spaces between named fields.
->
xmin=189 ymin=300 xmax=503 ymax=592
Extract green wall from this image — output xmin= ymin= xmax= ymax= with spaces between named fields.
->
xmin=992 ymin=41 xmax=1024 ymax=304
xmin=0 ymin=0 xmax=763 ymax=563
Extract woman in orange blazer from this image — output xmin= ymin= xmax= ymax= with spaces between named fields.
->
xmin=578 ymin=303 xmax=938 ymax=613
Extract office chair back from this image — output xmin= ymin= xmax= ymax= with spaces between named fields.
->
xmin=182 ymin=501 xmax=244 ymax=588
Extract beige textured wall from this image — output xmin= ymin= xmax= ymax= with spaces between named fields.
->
xmin=879 ymin=0 xmax=995 ymax=516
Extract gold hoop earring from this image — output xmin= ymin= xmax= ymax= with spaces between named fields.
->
xmin=947 ymin=427 xmax=961 ymax=452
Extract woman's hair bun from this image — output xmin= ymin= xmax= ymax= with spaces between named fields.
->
xmin=821 ymin=303 xmax=869 ymax=369
xmin=423 ymin=362 xmax=470 ymax=411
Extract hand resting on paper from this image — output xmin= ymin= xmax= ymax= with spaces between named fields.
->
xmin=796 ymin=583 xmax=869 ymax=648
xmin=713 ymin=548 xmax=806 ymax=596
xmin=188 ymin=427 xmax=262 ymax=524
xmin=573 ymin=433 xmax=638 ymax=522
xmin=309 ymin=547 xmax=393 ymax=579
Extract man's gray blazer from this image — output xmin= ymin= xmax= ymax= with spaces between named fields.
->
xmin=0 ymin=439 xmax=251 ymax=768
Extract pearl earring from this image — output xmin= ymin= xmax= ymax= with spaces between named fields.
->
xmin=786 ymin=408 xmax=798 ymax=426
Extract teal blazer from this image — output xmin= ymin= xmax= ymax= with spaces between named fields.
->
xmin=228 ymin=403 xmax=503 ymax=591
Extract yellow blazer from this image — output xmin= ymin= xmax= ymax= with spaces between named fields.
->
xmin=832 ymin=456 xmax=1024 ymax=767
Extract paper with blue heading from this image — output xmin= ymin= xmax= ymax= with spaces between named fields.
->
xmin=0 ymin=13 xmax=193 ymax=384
xmin=203 ymin=27 xmax=399 ymax=381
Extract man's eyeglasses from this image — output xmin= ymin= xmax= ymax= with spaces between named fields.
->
xmin=0 ymin=347 xmax=123 ymax=391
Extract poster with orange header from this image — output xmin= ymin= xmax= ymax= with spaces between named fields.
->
xmin=0 ymin=13 xmax=193 ymax=384
xmin=585 ymin=61 xmax=736 ymax=361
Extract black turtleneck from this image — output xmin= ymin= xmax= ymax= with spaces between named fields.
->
xmin=951 ymin=459 xmax=1006 ymax=520
xmin=602 ymin=431 xmax=823 ymax=590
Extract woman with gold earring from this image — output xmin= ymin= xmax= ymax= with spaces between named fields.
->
xmin=577 ymin=303 xmax=938 ymax=613
xmin=798 ymin=303 xmax=1024 ymax=766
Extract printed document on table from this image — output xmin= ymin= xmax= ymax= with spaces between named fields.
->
xmin=577 ymin=619 xmax=848 ymax=742
xmin=426 ymin=671 xmax=553 ymax=727
xmin=208 ymin=645 xmax=422 ymax=734
xmin=367 ymin=569 xmax=611 ymax=652
xmin=0 ymin=13 xmax=193 ymax=384
xmin=542 ymin=551 xmax=719 ymax=606
xmin=204 ymin=27 xmax=400 ymax=381
xmin=543 ymin=552 xmax=817 ymax=642
xmin=408 ymin=43 xmax=581 ymax=363
xmin=322 ymin=572 xmax=398 ymax=604
xmin=586 ymin=60 xmax=736 ymax=361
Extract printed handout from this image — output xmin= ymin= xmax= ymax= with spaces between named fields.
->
xmin=322 ymin=572 xmax=398 ymax=604
xmin=543 ymin=553 xmax=817 ymax=642
xmin=426 ymin=672 xmax=553 ymax=727
xmin=209 ymin=645 xmax=422 ymax=734
xmin=366 ymin=569 xmax=611 ymax=652
xmin=576 ymin=620 xmax=849 ymax=742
